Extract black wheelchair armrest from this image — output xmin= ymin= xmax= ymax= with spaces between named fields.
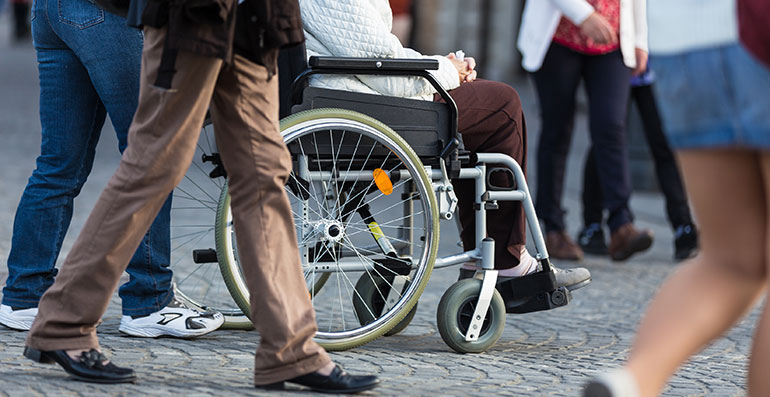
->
xmin=309 ymin=56 xmax=439 ymax=72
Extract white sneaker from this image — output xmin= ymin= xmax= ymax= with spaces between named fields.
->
xmin=0 ymin=304 xmax=38 ymax=331
xmin=583 ymin=368 xmax=640 ymax=397
xmin=119 ymin=299 xmax=224 ymax=338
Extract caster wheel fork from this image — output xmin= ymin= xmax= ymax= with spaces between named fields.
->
xmin=436 ymin=277 xmax=506 ymax=353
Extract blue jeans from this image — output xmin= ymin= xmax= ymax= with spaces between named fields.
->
xmin=1 ymin=0 xmax=174 ymax=316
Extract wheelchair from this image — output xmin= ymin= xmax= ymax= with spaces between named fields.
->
xmin=168 ymin=48 xmax=583 ymax=353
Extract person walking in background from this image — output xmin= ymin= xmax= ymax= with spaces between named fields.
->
xmin=10 ymin=0 xmax=30 ymax=41
xmin=518 ymin=0 xmax=654 ymax=262
xmin=577 ymin=68 xmax=698 ymax=261
xmin=389 ymin=0 xmax=412 ymax=45
xmin=0 ymin=0 xmax=224 ymax=338
xmin=583 ymin=0 xmax=770 ymax=395
xmin=738 ymin=0 xmax=770 ymax=69
xmin=21 ymin=0 xmax=378 ymax=392
xmin=0 ymin=0 xmax=7 ymax=32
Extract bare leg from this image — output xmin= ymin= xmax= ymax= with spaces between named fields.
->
xmin=748 ymin=154 xmax=770 ymax=395
xmin=625 ymin=149 xmax=767 ymax=397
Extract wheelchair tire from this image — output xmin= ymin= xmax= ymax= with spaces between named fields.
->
xmin=437 ymin=279 xmax=506 ymax=354
xmin=169 ymin=121 xmax=252 ymax=330
xmin=352 ymin=273 xmax=417 ymax=336
xmin=217 ymin=108 xmax=439 ymax=350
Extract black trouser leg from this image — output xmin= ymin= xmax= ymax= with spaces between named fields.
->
xmin=632 ymin=84 xmax=693 ymax=229
xmin=581 ymin=147 xmax=604 ymax=226
xmin=582 ymin=50 xmax=633 ymax=232
xmin=532 ymin=44 xmax=583 ymax=233
xmin=12 ymin=1 xmax=30 ymax=40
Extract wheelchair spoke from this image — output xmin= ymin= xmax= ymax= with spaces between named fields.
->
xmin=173 ymin=189 xmax=218 ymax=209
xmin=287 ymin=187 xmax=326 ymax=221
xmin=170 ymin=123 xmax=248 ymax=322
xmin=332 ymin=238 xmax=384 ymax=325
xmin=328 ymin=128 xmax=346 ymax=219
xmin=338 ymin=154 xmax=394 ymax=235
xmin=343 ymin=224 xmax=418 ymax=247
xmin=296 ymin=136 xmax=329 ymax=219
xmin=219 ymin=111 xmax=439 ymax=341
xmin=344 ymin=211 xmax=426 ymax=238
xmin=320 ymin=238 xmax=384 ymax=332
xmin=341 ymin=235 xmax=402 ymax=300
xmin=341 ymin=177 xmax=412 ymax=225
xmin=339 ymin=157 xmax=402 ymax=225
xmin=311 ymin=132 xmax=335 ymax=218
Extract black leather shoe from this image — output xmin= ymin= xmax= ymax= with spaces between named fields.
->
xmin=24 ymin=347 xmax=136 ymax=384
xmin=256 ymin=365 xmax=379 ymax=394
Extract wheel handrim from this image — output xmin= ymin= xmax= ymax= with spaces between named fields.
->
xmin=218 ymin=112 xmax=438 ymax=343
xmin=170 ymin=124 xmax=248 ymax=324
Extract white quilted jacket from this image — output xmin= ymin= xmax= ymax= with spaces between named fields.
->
xmin=299 ymin=0 xmax=461 ymax=101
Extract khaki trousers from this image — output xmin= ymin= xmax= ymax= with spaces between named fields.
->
xmin=26 ymin=26 xmax=331 ymax=384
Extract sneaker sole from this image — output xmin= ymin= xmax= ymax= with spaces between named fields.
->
xmin=118 ymin=320 xmax=223 ymax=338
xmin=583 ymin=380 xmax=614 ymax=397
xmin=566 ymin=277 xmax=592 ymax=292
xmin=0 ymin=315 xmax=33 ymax=331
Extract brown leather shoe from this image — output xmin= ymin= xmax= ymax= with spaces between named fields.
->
xmin=545 ymin=231 xmax=584 ymax=261
xmin=608 ymin=224 xmax=654 ymax=261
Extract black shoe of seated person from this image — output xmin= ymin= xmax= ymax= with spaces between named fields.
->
xmin=24 ymin=347 xmax=136 ymax=384
xmin=256 ymin=364 xmax=379 ymax=393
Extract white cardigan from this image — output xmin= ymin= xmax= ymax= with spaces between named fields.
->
xmin=517 ymin=0 xmax=648 ymax=72
xmin=299 ymin=0 xmax=461 ymax=101
xmin=647 ymin=0 xmax=737 ymax=55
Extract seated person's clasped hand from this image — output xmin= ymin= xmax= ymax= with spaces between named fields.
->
xmin=447 ymin=52 xmax=477 ymax=83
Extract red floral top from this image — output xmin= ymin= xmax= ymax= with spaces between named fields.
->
xmin=553 ymin=0 xmax=620 ymax=55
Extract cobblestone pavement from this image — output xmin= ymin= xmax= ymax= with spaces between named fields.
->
xmin=0 ymin=22 xmax=760 ymax=396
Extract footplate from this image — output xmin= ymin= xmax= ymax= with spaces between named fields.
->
xmin=495 ymin=270 xmax=572 ymax=314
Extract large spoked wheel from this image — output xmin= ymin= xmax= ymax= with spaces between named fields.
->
xmin=217 ymin=108 xmax=440 ymax=350
xmin=170 ymin=121 xmax=252 ymax=329
xmin=436 ymin=279 xmax=506 ymax=354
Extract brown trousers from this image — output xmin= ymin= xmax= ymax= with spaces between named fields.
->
xmin=26 ymin=26 xmax=330 ymax=384
xmin=437 ymin=79 xmax=528 ymax=268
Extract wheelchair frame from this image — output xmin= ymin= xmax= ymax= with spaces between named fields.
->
xmin=174 ymin=53 xmax=580 ymax=353
xmin=285 ymin=56 xmax=569 ymax=350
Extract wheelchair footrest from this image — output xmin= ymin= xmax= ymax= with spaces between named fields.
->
xmin=495 ymin=270 xmax=572 ymax=314
xmin=504 ymin=287 xmax=571 ymax=314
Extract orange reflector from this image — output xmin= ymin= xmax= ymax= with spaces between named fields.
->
xmin=373 ymin=168 xmax=393 ymax=195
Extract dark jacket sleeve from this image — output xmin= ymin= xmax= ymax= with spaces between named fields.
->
xmin=131 ymin=0 xmax=303 ymax=66
xmin=233 ymin=0 xmax=304 ymax=76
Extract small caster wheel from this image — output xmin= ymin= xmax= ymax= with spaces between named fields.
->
xmin=550 ymin=289 xmax=567 ymax=306
xmin=436 ymin=278 xmax=506 ymax=353
xmin=353 ymin=274 xmax=416 ymax=336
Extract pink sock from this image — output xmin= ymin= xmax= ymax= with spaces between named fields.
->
xmin=461 ymin=247 xmax=539 ymax=278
